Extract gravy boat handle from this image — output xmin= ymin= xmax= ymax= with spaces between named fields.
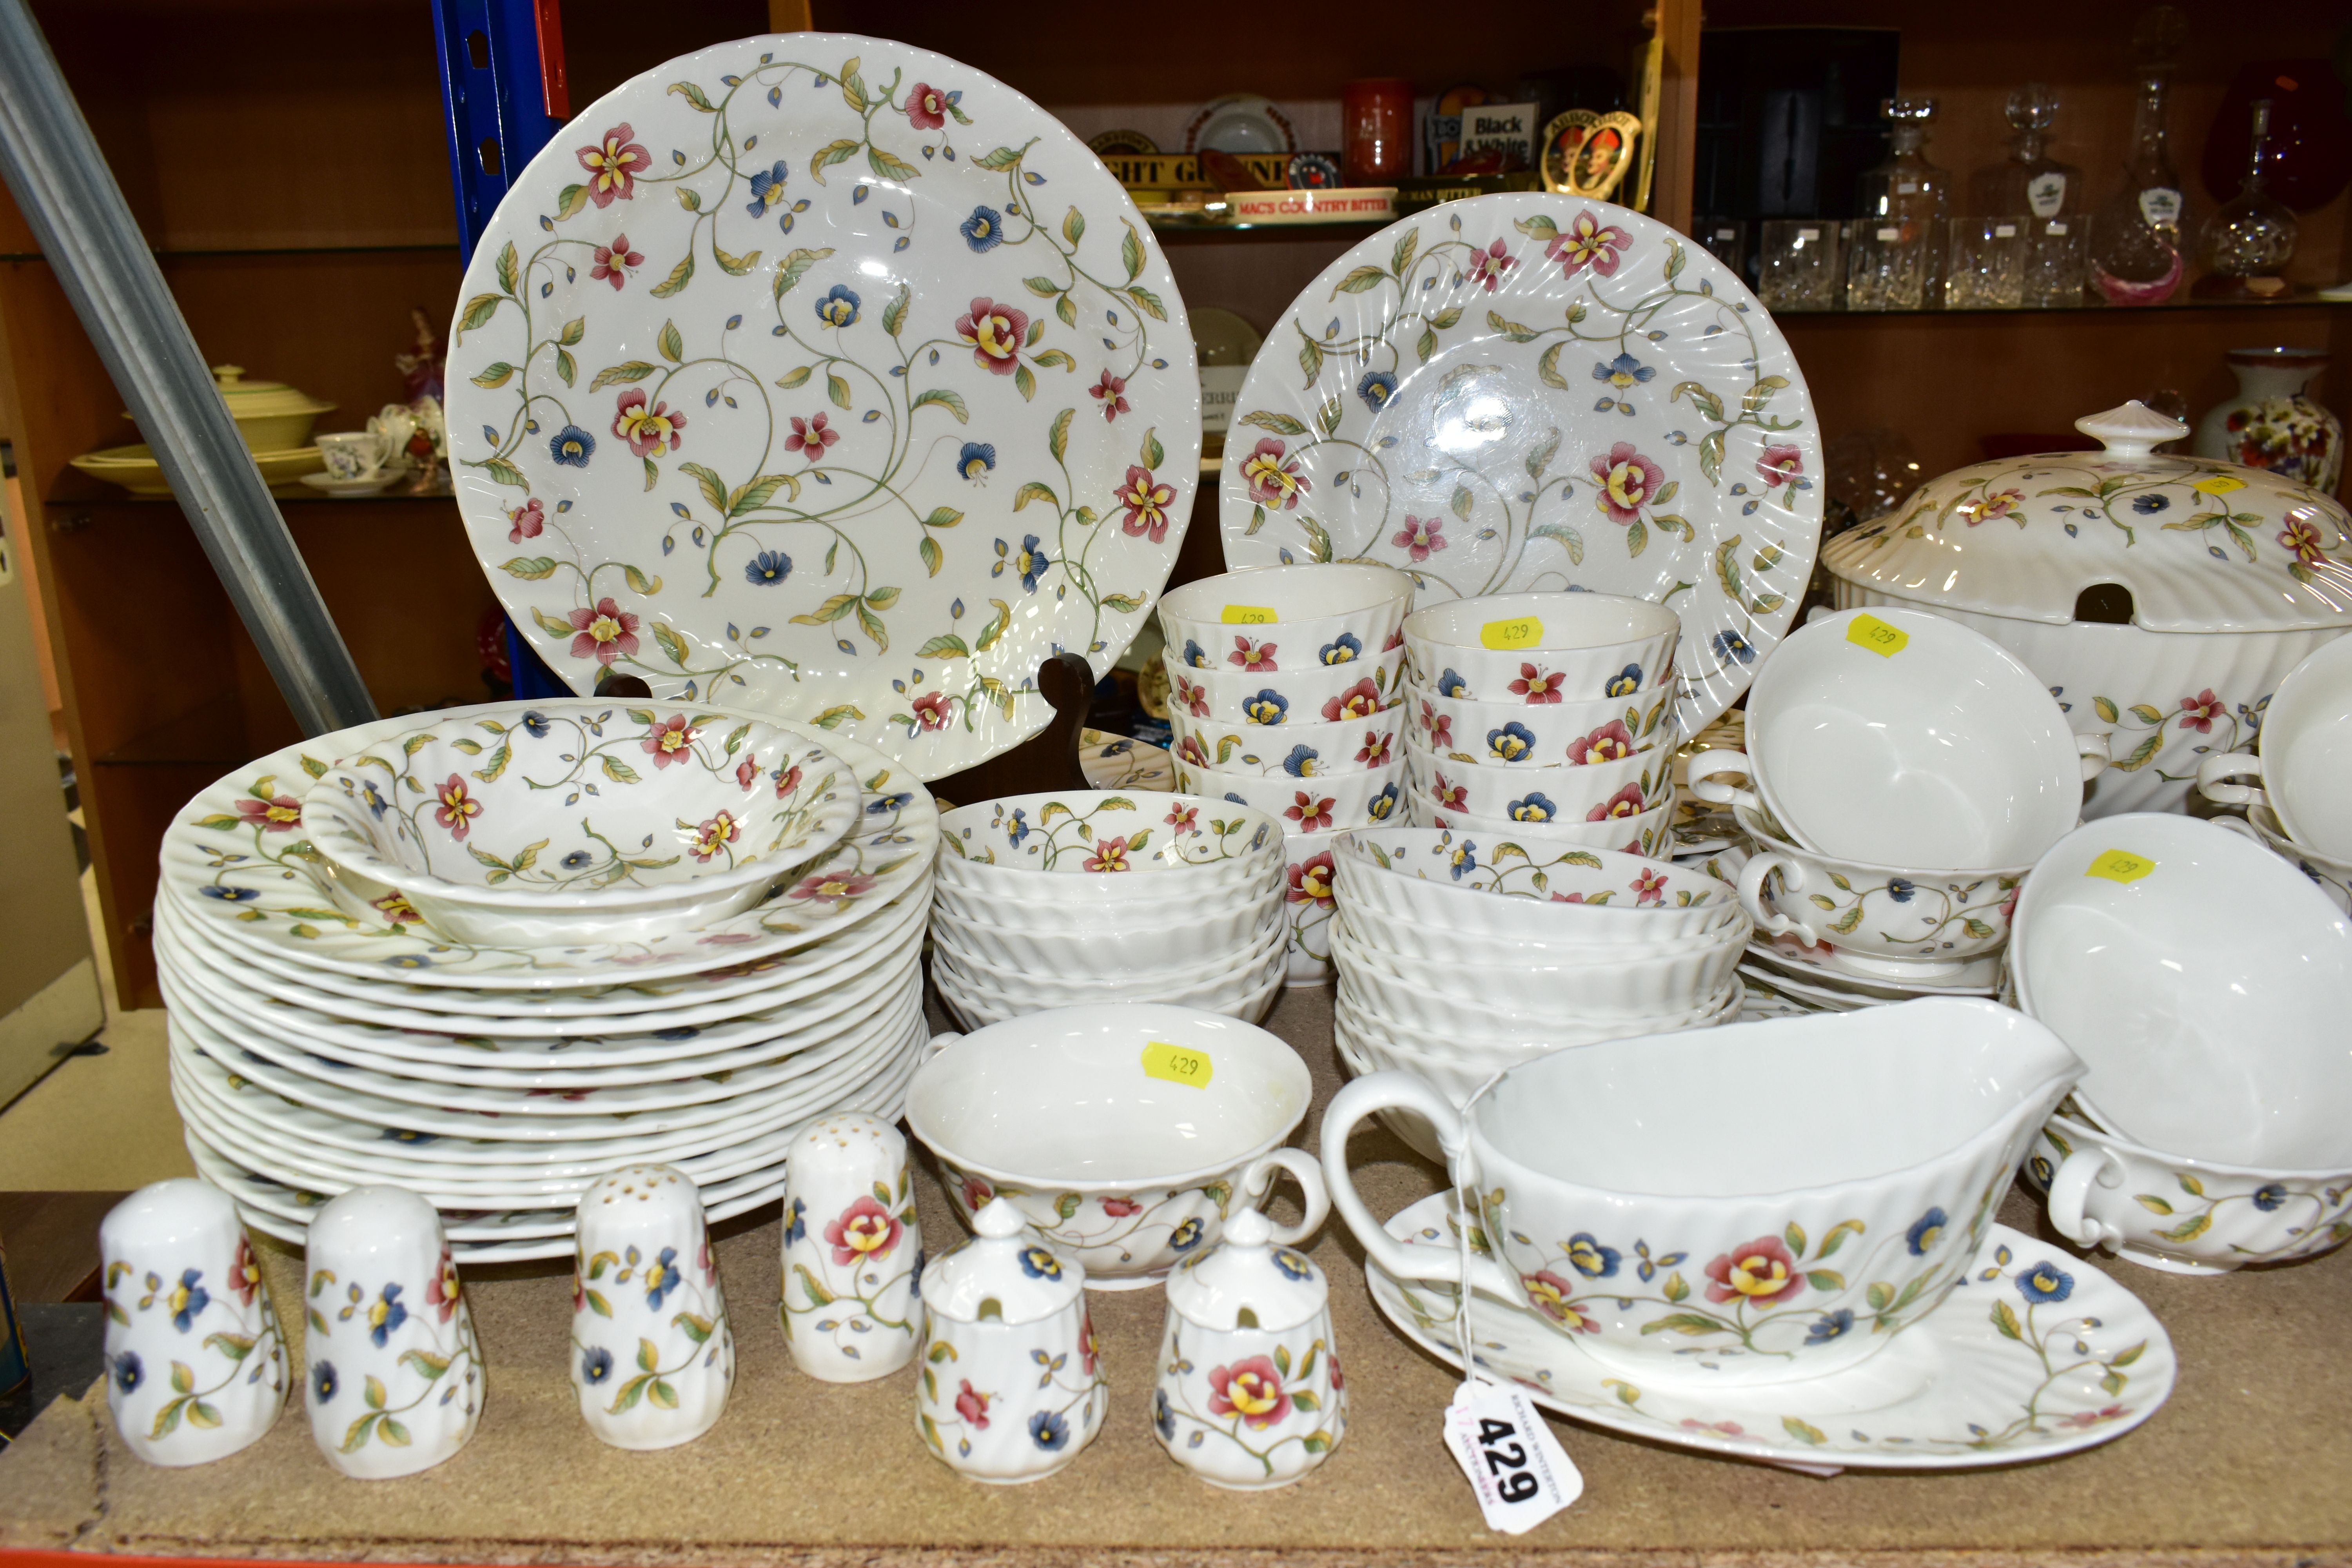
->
xmin=1320 ymin=1071 xmax=1518 ymax=1299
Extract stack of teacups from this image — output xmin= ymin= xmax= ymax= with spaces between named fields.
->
xmin=1328 ymin=828 xmax=1750 ymax=1160
xmin=1399 ymin=592 xmax=1684 ymax=858
xmin=2199 ymin=635 xmax=2352 ymax=915
xmin=1159 ymin=564 xmax=1416 ymax=984
xmin=2011 ymin=812 xmax=2352 ymax=1274
xmin=930 ymin=789 xmax=1288 ymax=1026
xmin=1690 ymin=606 xmax=2106 ymax=1004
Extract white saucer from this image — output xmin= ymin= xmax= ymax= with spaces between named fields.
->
xmin=1747 ymin=937 xmax=2002 ymax=997
xmin=299 ymin=470 xmax=396 ymax=495
xmin=1366 ymin=1192 xmax=2173 ymax=1474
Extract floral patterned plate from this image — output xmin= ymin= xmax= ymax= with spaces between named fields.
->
xmin=1078 ymin=728 xmax=1175 ymax=791
xmin=1218 ymin=193 xmax=1820 ymax=738
xmin=1368 ymin=1191 xmax=2172 ymax=1473
xmin=446 ymin=34 xmax=1200 ymax=782
xmin=160 ymin=699 xmax=933 ymax=992
xmin=1744 ymin=937 xmax=2002 ymax=998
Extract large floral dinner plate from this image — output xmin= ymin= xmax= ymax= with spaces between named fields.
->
xmin=447 ymin=34 xmax=1201 ymax=781
xmin=1218 ymin=193 xmax=1821 ymax=735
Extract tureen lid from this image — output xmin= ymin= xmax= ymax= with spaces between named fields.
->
xmin=1822 ymin=401 xmax=2352 ymax=633
xmin=917 ymin=1196 xmax=1085 ymax=1323
xmin=1164 ymin=1206 xmax=1324 ymax=1332
xmin=207 ymin=365 xmax=336 ymax=419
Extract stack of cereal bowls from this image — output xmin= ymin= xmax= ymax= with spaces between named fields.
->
xmin=1161 ymin=564 xmax=1416 ymax=984
xmin=2198 ymin=635 xmax=2352 ymax=914
xmin=1328 ymin=827 xmax=1750 ymax=1159
xmin=930 ymin=789 xmax=1288 ymax=1025
xmin=1401 ymin=592 xmax=1683 ymax=857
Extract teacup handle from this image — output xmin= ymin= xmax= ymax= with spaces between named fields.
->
xmin=2074 ymin=730 xmax=2112 ymax=783
xmin=1685 ymin=749 xmax=1762 ymax=812
xmin=1737 ymin=850 xmax=1820 ymax=942
xmin=1241 ymin=1149 xmax=1331 ymax=1247
xmin=2196 ymin=750 xmax=2267 ymax=811
xmin=1319 ymin=1071 xmax=1518 ymax=1298
xmin=2045 ymin=1145 xmax=2129 ymax=1251
xmin=922 ymin=1031 xmax=964 ymax=1061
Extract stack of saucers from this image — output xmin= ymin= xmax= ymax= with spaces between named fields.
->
xmin=1328 ymin=827 xmax=1749 ymax=1159
xmin=1159 ymin=564 xmax=1416 ymax=984
xmin=154 ymin=698 xmax=935 ymax=1262
xmin=929 ymin=789 xmax=1288 ymax=1026
xmin=1400 ymin=592 xmax=1682 ymax=857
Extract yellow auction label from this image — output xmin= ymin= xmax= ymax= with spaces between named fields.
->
xmin=2191 ymin=475 xmax=2247 ymax=496
xmin=1846 ymin=613 xmax=1909 ymax=657
xmin=2085 ymin=849 xmax=2156 ymax=884
xmin=1221 ymin=604 xmax=1278 ymax=624
xmin=1479 ymin=615 xmax=1544 ymax=650
xmin=1141 ymin=1040 xmax=1214 ymax=1088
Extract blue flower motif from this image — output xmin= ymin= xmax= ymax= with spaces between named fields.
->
xmin=745 ymin=550 xmax=793 ymax=586
xmin=1282 ymin=744 xmax=1322 ymax=777
xmin=1806 ymin=1309 xmax=1856 ymax=1344
xmin=1169 ymin=1217 xmax=1205 ymax=1252
xmin=783 ymin=1197 xmax=807 ymax=1246
xmin=362 ymin=782 xmax=391 ymax=819
xmin=1448 ymin=840 xmax=1477 ymax=880
xmin=645 ymin=1247 xmax=682 ymax=1310
xmin=1018 ymin=1243 xmax=1063 ymax=1279
xmin=1508 ymin=792 xmax=1557 ymax=823
xmin=520 ymin=710 xmax=550 ymax=738
xmin=961 ymin=205 xmax=1005 ymax=251
xmin=199 ymin=885 xmax=260 ymax=902
xmin=2017 ymin=1260 xmax=2074 ymax=1303
xmin=167 ymin=1268 xmax=210 ymax=1333
xmin=1565 ymin=1234 xmax=1620 ymax=1279
xmin=113 ymin=1351 xmax=143 ymax=1395
xmin=2253 ymin=1183 xmax=2289 ymax=1211
xmin=560 ymin=849 xmax=593 ymax=871
xmin=1006 ymin=808 xmax=1031 ymax=848
xmin=1488 ymin=722 xmax=1537 ymax=762
xmin=815 ymin=284 xmax=860 ymax=328
xmin=1607 ymin=663 xmax=1644 ymax=696
xmin=381 ymin=955 xmax=437 ymax=972
xmin=2131 ymin=493 xmax=2171 ymax=514
xmin=1906 ymin=1207 xmax=1947 ymax=1255
xmin=1152 ymin=1387 xmax=1176 ymax=1440
xmin=1367 ymin=782 xmax=1400 ymax=821
xmin=367 ymin=1283 xmax=408 ymax=1348
xmin=309 ymin=1359 xmax=336 ymax=1402
xmin=580 ymin=1346 xmax=614 ymax=1385
xmin=1272 ymin=1248 xmax=1315 ymax=1281
xmin=1593 ymin=352 xmax=1655 ymax=390
xmin=958 ymin=441 xmax=996 ymax=483
xmin=1712 ymin=630 xmax=1755 ymax=667
xmin=550 ymin=424 xmax=595 ymax=466
xmin=2029 ymin=1154 xmax=2054 ymax=1189
xmin=868 ymin=791 xmax=913 ymax=813
xmin=1358 ymin=369 xmax=1399 ymax=410
xmin=1029 ymin=1409 xmax=1071 ymax=1450
xmin=909 ymin=1246 xmax=926 ymax=1297
xmin=1437 ymin=668 xmax=1470 ymax=698
xmin=1886 ymin=877 xmax=1916 ymax=903
xmin=1319 ymin=633 xmax=1362 ymax=665
xmin=745 ymin=159 xmax=789 ymax=217
xmin=1182 ymin=639 xmax=1210 ymax=669
xmin=1243 ymin=689 xmax=1289 ymax=726
xmin=1015 ymin=534 xmax=1051 ymax=593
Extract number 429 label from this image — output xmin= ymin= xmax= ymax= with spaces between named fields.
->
xmin=1442 ymin=1382 xmax=1582 ymax=1533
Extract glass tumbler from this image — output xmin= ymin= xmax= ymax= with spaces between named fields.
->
xmin=1757 ymin=220 xmax=1842 ymax=311
xmin=2025 ymin=216 xmax=2088 ymax=306
xmin=1945 ymin=217 xmax=2027 ymax=308
xmin=1846 ymin=218 xmax=1940 ymax=310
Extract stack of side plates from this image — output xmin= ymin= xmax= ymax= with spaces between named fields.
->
xmin=154 ymin=700 xmax=935 ymax=1261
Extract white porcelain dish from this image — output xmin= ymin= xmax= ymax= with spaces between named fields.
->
xmin=928 ymin=867 xmax=1274 ymax=931
xmin=1164 ymin=648 xmax=1407 ymax=730
xmin=934 ymin=964 xmax=1282 ymax=1030
xmin=1403 ymin=592 xmax=1679 ymax=706
xmin=1333 ymin=926 xmax=1738 ymax=1036
xmin=929 ymin=913 xmax=1285 ymax=1000
xmin=937 ymin=789 xmax=1281 ymax=882
xmin=1414 ymin=795 xmax=1676 ymax=860
xmin=932 ymin=930 xmax=1285 ymax=1017
xmin=1335 ymin=908 xmax=1745 ymax=1014
xmin=1411 ymin=682 xmax=1679 ymax=768
xmin=1158 ymin=563 xmax=1415 ymax=662
xmin=1174 ymin=756 xmax=1407 ymax=835
xmin=1333 ymin=828 xmax=1738 ymax=939
xmin=1170 ymin=708 xmax=1401 ymax=778
xmin=929 ymin=892 xmax=1279 ymax=975
xmin=2195 ymin=633 xmax=2352 ymax=859
xmin=1406 ymin=729 xmax=1673 ymax=820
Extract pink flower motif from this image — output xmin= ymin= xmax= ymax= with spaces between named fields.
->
xmin=1570 ymin=720 xmax=1635 ymax=764
xmin=1681 ymin=1419 xmax=1745 ymax=1436
xmin=590 ymin=232 xmax=642 ymax=289
xmin=1209 ymin=1356 xmax=1292 ymax=1429
xmin=1286 ymin=792 xmax=1336 ymax=833
xmin=1588 ymin=783 xmax=1647 ymax=821
xmin=735 ymin=757 xmax=759 ymax=789
xmin=612 ymin=387 xmax=685 ymax=458
xmin=1589 ymin=441 xmax=1664 ymax=521
xmin=236 ymin=795 xmax=303 ymax=831
xmin=1704 ymin=1236 xmax=1803 ymax=1305
xmin=785 ymin=411 xmax=839 ymax=459
xmin=433 ymin=775 xmax=481 ymax=840
xmin=911 ymin=692 xmax=953 ymax=731
xmin=1165 ymin=803 xmax=1198 ymax=836
xmin=1430 ymin=771 xmax=1468 ymax=811
xmin=507 ymin=497 xmax=544 ymax=543
xmin=1321 ymin=677 xmax=1383 ymax=722
xmin=958 ymin=1174 xmax=993 ymax=1211
xmin=824 ymin=1195 xmax=902 ymax=1266
xmin=2178 ymin=689 xmax=2224 ymax=733
xmin=2058 ymin=1405 xmax=2131 ymax=1430
xmin=1288 ymin=851 xmax=1336 ymax=908
xmin=576 ymin=123 xmax=649 ymax=207
xmin=1083 ymin=835 xmax=1132 ymax=873
xmin=773 ymin=763 xmax=802 ymax=799
xmin=1176 ymin=734 xmax=1210 ymax=768
xmin=1101 ymin=1197 xmax=1143 ymax=1218
xmin=1174 ymin=674 xmax=1209 ymax=717
xmin=1392 ymin=514 xmax=1447 ymax=563
xmin=1470 ymin=238 xmax=1516 ymax=292
xmin=1757 ymin=444 xmax=1803 ymax=488
xmin=1383 ymin=629 xmax=1405 ymax=652
xmin=955 ymin=1379 xmax=990 ymax=1427
xmin=1549 ymin=209 xmax=1633 ymax=277
xmin=1229 ymin=636 xmax=1278 ymax=672
xmin=1632 ymin=868 xmax=1668 ymax=906
xmin=1089 ymin=369 xmax=1130 ymax=422
xmin=954 ymin=297 xmax=1029 ymax=375
xmin=1356 ymin=728 xmax=1393 ymax=766
xmin=1961 ymin=488 xmax=2024 ymax=527
xmin=568 ymin=597 xmax=640 ymax=665
xmin=1080 ymin=1311 xmax=1101 ymax=1377
xmin=787 ymin=870 xmax=876 ymax=906
xmin=906 ymin=82 xmax=951 ymax=131
xmin=2279 ymin=515 xmax=2331 ymax=565
xmin=687 ymin=810 xmax=738 ymax=863
xmin=641 ymin=713 xmax=701 ymax=768
xmin=1117 ymin=466 xmax=1174 ymax=542
xmin=1519 ymin=1271 xmax=1600 ymax=1332
xmin=1240 ymin=437 xmax=1308 ymax=510
xmin=1510 ymin=664 xmax=1566 ymax=704
xmin=1420 ymin=700 xmax=1453 ymax=750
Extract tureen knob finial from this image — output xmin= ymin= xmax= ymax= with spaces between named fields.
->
xmin=2075 ymin=400 xmax=2188 ymax=462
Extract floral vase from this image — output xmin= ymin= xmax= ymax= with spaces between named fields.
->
xmin=2193 ymin=347 xmax=2343 ymax=493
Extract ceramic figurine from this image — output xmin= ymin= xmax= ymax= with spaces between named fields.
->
xmin=1153 ymin=1205 xmax=1344 ymax=1489
xmin=780 ymin=1112 xmax=922 ymax=1382
xmin=915 ymin=1198 xmax=1105 ymax=1484
xmin=99 ymin=1179 xmax=287 ymax=1466
xmin=571 ymin=1165 xmax=734 ymax=1448
xmin=303 ymin=1186 xmax=482 ymax=1479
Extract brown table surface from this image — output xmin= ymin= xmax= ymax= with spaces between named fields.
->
xmin=3 ymin=985 xmax=2347 ymax=1566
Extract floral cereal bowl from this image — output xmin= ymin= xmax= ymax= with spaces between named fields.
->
xmin=2030 ymin=1110 xmax=2352 ymax=1276
xmin=1333 ymin=929 xmax=1739 ymax=1038
xmin=1159 ymin=563 xmax=1415 ymax=667
xmin=1323 ymin=998 xmax=2082 ymax=1388
xmin=1406 ymin=730 xmax=1675 ymax=821
xmin=1403 ymin=592 xmax=1677 ymax=705
xmin=1335 ymin=907 xmax=1746 ymax=1016
xmin=1334 ymin=827 xmax=1739 ymax=940
xmin=906 ymin=1004 xmax=1328 ymax=1285
xmin=937 ymin=790 xmax=1282 ymax=898
xmin=1733 ymin=805 xmax=2024 ymax=980
xmin=1415 ymin=797 xmax=1677 ymax=861
xmin=302 ymin=701 xmax=856 ymax=947
xmin=1412 ymin=683 xmax=1679 ymax=768
xmin=1165 ymin=646 xmax=1406 ymax=729
xmin=932 ymin=919 xmax=1286 ymax=1009
xmin=1174 ymin=758 xmax=1407 ymax=837
xmin=1171 ymin=709 xmax=1401 ymax=779
xmin=930 ymin=864 xmax=1274 ymax=930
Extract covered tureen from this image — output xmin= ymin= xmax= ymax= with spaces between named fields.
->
xmin=1824 ymin=402 xmax=2351 ymax=815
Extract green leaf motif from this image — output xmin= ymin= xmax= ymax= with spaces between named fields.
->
xmin=911 ymin=387 xmax=969 ymax=424
xmin=667 ymin=80 xmax=715 ymax=111
xmin=773 ymin=247 xmax=836 ymax=298
xmin=1991 ymin=1299 xmax=2022 ymax=1340
xmin=647 ymin=253 xmax=693 ymax=299
xmin=501 ymin=556 xmax=559 ymax=580
xmin=469 ymin=362 xmax=515 ymax=388
xmin=1239 ymin=410 xmax=1308 ymax=436
xmin=589 ymin=360 xmax=658 ymax=392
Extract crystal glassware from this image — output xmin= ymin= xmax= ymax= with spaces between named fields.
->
xmin=1946 ymin=218 xmax=2027 ymax=309
xmin=2090 ymin=8 xmax=2190 ymax=305
xmin=2195 ymin=99 xmax=2298 ymax=300
xmin=1757 ymin=219 xmax=1842 ymax=310
xmin=1849 ymin=98 xmax=1951 ymax=310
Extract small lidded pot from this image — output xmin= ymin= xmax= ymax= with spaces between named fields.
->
xmin=571 ymin=1165 xmax=734 ymax=1450
xmin=780 ymin=1112 xmax=924 ymax=1383
xmin=1152 ymin=1205 xmax=1344 ymax=1489
xmin=915 ymin=1198 xmax=1105 ymax=1484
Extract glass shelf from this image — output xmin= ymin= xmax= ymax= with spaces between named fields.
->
xmin=0 ymin=240 xmax=457 ymax=263
xmin=1770 ymin=293 xmax=2352 ymax=319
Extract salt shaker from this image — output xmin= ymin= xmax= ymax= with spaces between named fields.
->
xmin=779 ymin=1112 xmax=922 ymax=1382
xmin=100 ymin=1179 xmax=287 ymax=1466
xmin=303 ymin=1186 xmax=482 ymax=1479
xmin=915 ymin=1197 xmax=1105 ymax=1484
xmin=571 ymin=1165 xmax=734 ymax=1449
xmin=1153 ymin=1205 xmax=1345 ymax=1488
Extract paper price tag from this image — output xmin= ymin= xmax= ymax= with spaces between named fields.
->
xmin=1479 ymin=615 xmax=1544 ymax=651
xmin=1846 ymin=613 xmax=1909 ymax=657
xmin=1442 ymin=1381 xmax=1582 ymax=1534
xmin=2192 ymin=475 xmax=2246 ymax=497
xmin=1221 ymin=604 xmax=1278 ymax=624
xmin=2086 ymin=849 xmax=2155 ymax=884
xmin=1140 ymin=1040 xmax=1213 ymax=1088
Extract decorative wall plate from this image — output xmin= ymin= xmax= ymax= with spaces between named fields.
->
xmin=1183 ymin=95 xmax=1298 ymax=154
xmin=1219 ymin=193 xmax=1821 ymax=735
xmin=446 ymin=35 xmax=1200 ymax=780
xmin=1541 ymin=111 xmax=1643 ymax=200
xmin=1368 ymin=1192 xmax=2173 ymax=1472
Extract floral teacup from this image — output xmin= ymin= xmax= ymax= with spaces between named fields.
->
xmin=1402 ymin=591 xmax=1678 ymax=704
xmin=1733 ymin=805 xmax=2025 ymax=979
xmin=1164 ymin=648 xmax=1406 ymax=730
xmin=1159 ymin=563 xmax=1415 ymax=672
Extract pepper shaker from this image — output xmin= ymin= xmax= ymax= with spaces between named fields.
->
xmin=571 ymin=1165 xmax=734 ymax=1448
xmin=780 ymin=1112 xmax=922 ymax=1381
